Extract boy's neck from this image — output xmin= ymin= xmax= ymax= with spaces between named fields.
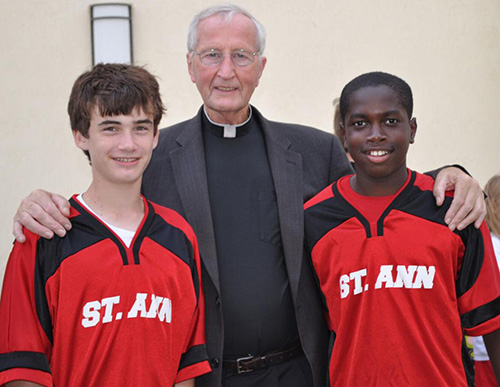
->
xmin=350 ymin=167 xmax=409 ymax=197
xmin=82 ymin=180 xmax=144 ymax=231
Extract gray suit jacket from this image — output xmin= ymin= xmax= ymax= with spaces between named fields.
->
xmin=142 ymin=106 xmax=353 ymax=387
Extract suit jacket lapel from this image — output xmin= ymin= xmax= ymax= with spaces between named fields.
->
xmin=170 ymin=111 xmax=221 ymax=292
xmin=256 ymin=108 xmax=304 ymax=302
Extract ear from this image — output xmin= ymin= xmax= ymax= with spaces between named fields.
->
xmin=409 ymin=118 xmax=417 ymax=144
xmin=187 ymin=52 xmax=196 ymax=83
xmin=254 ymin=56 xmax=267 ymax=88
xmin=73 ymin=130 xmax=89 ymax=151
xmin=339 ymin=122 xmax=348 ymax=149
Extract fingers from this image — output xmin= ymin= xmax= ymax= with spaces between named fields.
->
xmin=432 ymin=177 xmax=447 ymax=207
xmin=443 ymin=177 xmax=486 ymax=231
xmin=433 ymin=166 xmax=463 ymax=208
xmin=443 ymin=192 xmax=467 ymax=231
xmin=13 ymin=189 xmax=72 ymax=242
xmin=14 ymin=206 xmax=57 ymax=240
xmin=51 ymin=193 xmax=72 ymax=227
xmin=473 ymin=195 xmax=487 ymax=229
xmin=461 ymin=194 xmax=486 ymax=230
xmin=13 ymin=220 xmax=26 ymax=243
xmin=433 ymin=166 xmax=485 ymax=230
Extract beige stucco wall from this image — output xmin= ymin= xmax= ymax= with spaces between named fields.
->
xmin=1 ymin=0 xmax=500 ymax=283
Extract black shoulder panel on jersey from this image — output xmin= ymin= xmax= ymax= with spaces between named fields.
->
xmin=380 ymin=171 xmax=484 ymax=296
xmin=178 ymin=344 xmax=209 ymax=371
xmin=455 ymin=226 xmax=485 ymax=298
xmin=146 ymin=204 xmax=200 ymax=303
xmin=0 ymin=351 xmax=51 ymax=373
xmin=305 ymin=183 xmax=371 ymax=251
xmin=70 ymin=198 xmax=128 ymax=264
xmin=378 ymin=171 xmax=450 ymax=236
xmin=378 ymin=171 xmax=484 ymax=296
xmin=461 ymin=294 xmax=500 ymax=329
xmin=35 ymin=199 xmax=108 ymax=344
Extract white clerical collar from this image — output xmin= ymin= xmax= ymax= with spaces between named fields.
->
xmin=203 ymin=106 xmax=253 ymax=138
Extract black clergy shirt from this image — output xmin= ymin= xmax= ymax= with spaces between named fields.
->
xmin=202 ymin=110 xmax=299 ymax=359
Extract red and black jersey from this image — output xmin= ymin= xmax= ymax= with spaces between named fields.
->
xmin=304 ymin=170 xmax=500 ymax=386
xmin=0 ymin=195 xmax=211 ymax=386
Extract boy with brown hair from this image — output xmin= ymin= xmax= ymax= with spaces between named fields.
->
xmin=0 ymin=63 xmax=211 ymax=386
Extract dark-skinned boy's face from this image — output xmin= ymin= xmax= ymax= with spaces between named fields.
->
xmin=341 ymin=85 xmax=417 ymax=185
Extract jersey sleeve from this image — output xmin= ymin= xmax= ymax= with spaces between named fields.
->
xmin=0 ymin=232 xmax=53 ymax=386
xmin=457 ymin=222 xmax=500 ymax=336
xmin=174 ymin=230 xmax=211 ymax=383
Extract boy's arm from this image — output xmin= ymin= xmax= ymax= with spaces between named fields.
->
xmin=174 ymin=379 xmax=195 ymax=387
xmin=0 ymin=236 xmax=53 ymax=385
xmin=483 ymin=329 xmax=500 ymax=385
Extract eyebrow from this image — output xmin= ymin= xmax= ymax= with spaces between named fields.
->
xmin=98 ymin=120 xmax=121 ymax=126
xmin=98 ymin=118 xmax=153 ymax=126
xmin=348 ymin=113 xmax=367 ymax=119
xmin=134 ymin=119 xmax=153 ymax=124
xmin=383 ymin=110 xmax=403 ymax=116
xmin=348 ymin=109 xmax=403 ymax=119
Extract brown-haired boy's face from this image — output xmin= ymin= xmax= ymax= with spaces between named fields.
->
xmin=341 ymin=85 xmax=417 ymax=193
xmin=73 ymin=106 xmax=158 ymax=188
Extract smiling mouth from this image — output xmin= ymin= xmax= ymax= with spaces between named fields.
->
xmin=216 ymin=87 xmax=237 ymax=91
xmin=114 ymin=157 xmax=138 ymax=162
xmin=365 ymin=150 xmax=392 ymax=157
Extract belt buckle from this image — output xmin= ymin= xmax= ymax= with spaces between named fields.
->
xmin=236 ymin=355 xmax=254 ymax=374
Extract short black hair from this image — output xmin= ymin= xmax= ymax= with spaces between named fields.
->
xmin=340 ymin=71 xmax=413 ymax=122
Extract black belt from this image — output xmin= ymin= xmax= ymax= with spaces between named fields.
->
xmin=223 ymin=341 xmax=303 ymax=374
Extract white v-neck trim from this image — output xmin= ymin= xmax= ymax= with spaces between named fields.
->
xmin=77 ymin=193 xmax=136 ymax=247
